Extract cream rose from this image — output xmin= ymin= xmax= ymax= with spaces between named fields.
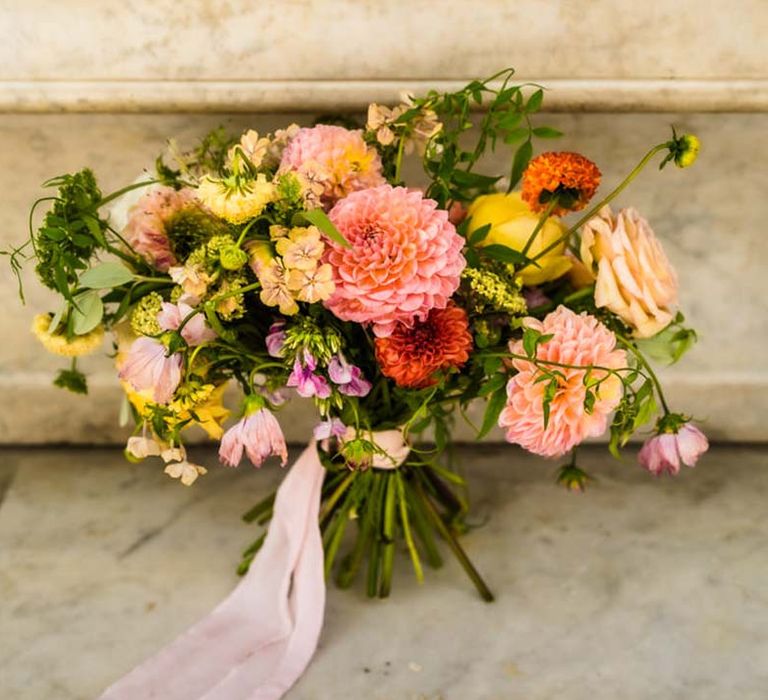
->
xmin=580 ymin=206 xmax=678 ymax=338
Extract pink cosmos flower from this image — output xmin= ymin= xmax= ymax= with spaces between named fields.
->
xmin=638 ymin=423 xmax=709 ymax=476
xmin=499 ymin=306 xmax=627 ymax=458
xmin=324 ymin=185 xmax=466 ymax=337
xmin=119 ymin=337 xmax=182 ymax=404
xmin=278 ymin=124 xmax=385 ymax=206
xmin=219 ymin=407 xmax=288 ymax=468
xmin=328 ymin=353 xmax=372 ymax=397
xmin=124 ymin=186 xmax=195 ymax=271
xmin=286 ymin=353 xmax=331 ymax=399
xmin=157 ymin=301 xmax=217 ymax=346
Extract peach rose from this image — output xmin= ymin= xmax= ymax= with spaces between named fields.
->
xmin=580 ymin=206 xmax=678 ymax=338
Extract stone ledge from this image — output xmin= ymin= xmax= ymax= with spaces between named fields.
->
xmin=3 ymin=373 xmax=766 ymax=444
xmin=2 ymin=79 xmax=767 ymax=114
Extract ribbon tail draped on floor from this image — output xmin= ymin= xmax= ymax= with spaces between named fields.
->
xmin=99 ymin=441 xmax=326 ymax=700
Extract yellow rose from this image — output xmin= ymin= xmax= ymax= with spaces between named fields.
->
xmin=466 ymin=192 xmax=572 ymax=285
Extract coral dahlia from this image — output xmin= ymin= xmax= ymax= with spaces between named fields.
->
xmin=375 ymin=305 xmax=473 ymax=388
xmin=521 ymin=152 xmax=601 ymax=216
xmin=324 ymin=185 xmax=466 ymax=337
xmin=278 ymin=124 xmax=386 ymax=206
xmin=499 ymin=306 xmax=626 ymax=457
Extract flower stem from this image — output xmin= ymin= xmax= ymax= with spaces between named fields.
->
xmin=97 ymin=179 xmax=159 ymax=209
xmin=529 ymin=143 xmax=669 ymax=265
xmin=413 ymin=479 xmax=494 ymax=602
xmin=617 ymin=335 xmax=671 ymax=414
xmin=520 ymin=197 xmax=558 ymax=258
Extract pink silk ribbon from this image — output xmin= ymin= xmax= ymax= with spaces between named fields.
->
xmin=100 ymin=431 xmax=409 ymax=700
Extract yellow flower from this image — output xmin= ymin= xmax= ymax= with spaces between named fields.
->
xmin=275 ymin=226 xmax=324 ymax=271
xmin=229 ymin=129 xmax=271 ymax=170
xmin=287 ymin=263 xmax=335 ymax=303
xmin=197 ymin=174 xmax=275 ymax=224
xmin=675 ymin=134 xmax=700 ymax=168
xmin=467 ymin=192 xmax=572 ymax=286
xmin=169 ymin=382 xmax=230 ymax=439
xmin=259 ymin=262 xmax=299 ymax=315
xmin=245 ymin=239 xmax=275 ymax=278
xmin=31 ymin=314 xmax=104 ymax=357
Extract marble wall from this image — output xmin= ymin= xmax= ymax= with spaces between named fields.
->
xmin=0 ymin=1 xmax=766 ymax=443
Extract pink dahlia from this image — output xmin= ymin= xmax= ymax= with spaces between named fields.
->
xmin=124 ymin=186 xmax=195 ymax=271
xmin=323 ymin=185 xmax=466 ymax=337
xmin=499 ymin=306 xmax=627 ymax=458
xmin=278 ymin=124 xmax=385 ymax=206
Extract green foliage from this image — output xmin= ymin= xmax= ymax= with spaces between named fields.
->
xmin=635 ymin=312 xmax=697 ymax=364
xmin=53 ymin=366 xmax=88 ymax=395
xmin=32 ymin=169 xmax=107 ymax=295
xmin=79 ymin=262 xmax=134 ymax=289
xmin=408 ymin=69 xmax=560 ymax=207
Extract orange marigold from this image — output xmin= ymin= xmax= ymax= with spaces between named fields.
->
xmin=375 ymin=305 xmax=473 ymax=388
xmin=521 ymin=151 xmax=601 ymax=216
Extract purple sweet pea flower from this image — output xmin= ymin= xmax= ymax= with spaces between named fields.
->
xmin=265 ymin=321 xmax=287 ymax=358
xmin=328 ymin=353 xmax=372 ymax=397
xmin=287 ymin=353 xmax=331 ymax=399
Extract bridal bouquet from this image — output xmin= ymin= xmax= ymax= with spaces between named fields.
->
xmin=11 ymin=68 xmax=706 ymax=607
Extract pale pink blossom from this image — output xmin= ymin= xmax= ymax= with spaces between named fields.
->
xmin=164 ymin=459 xmax=207 ymax=486
xmin=219 ymin=407 xmax=288 ymax=468
xmin=124 ymin=186 xmax=195 ymax=271
xmin=118 ymin=337 xmax=182 ymax=404
xmin=638 ymin=423 xmax=709 ymax=476
xmin=157 ymin=301 xmax=216 ymax=346
xmin=324 ymin=185 xmax=466 ymax=337
xmin=499 ymin=306 xmax=627 ymax=458
xmin=314 ymin=417 xmax=347 ymax=451
xmin=125 ymin=434 xmax=162 ymax=460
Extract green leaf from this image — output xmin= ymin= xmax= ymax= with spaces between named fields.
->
xmin=468 ymin=223 xmax=491 ymax=246
xmin=71 ymin=290 xmax=103 ymax=335
xmin=542 ymin=379 xmax=558 ymax=428
xmin=302 ymin=209 xmax=352 ymax=248
xmin=478 ymin=386 xmax=507 ymax=439
xmin=478 ymin=372 xmax=507 ymax=397
xmin=503 ymin=127 xmax=530 ymax=145
xmin=523 ymin=327 xmax=540 ymax=357
xmin=526 ymin=89 xmax=544 ymax=113
xmin=532 ymin=126 xmax=563 ymax=139
xmin=481 ymin=244 xmax=538 ymax=266
xmin=79 ymin=262 xmax=134 ymax=289
xmin=509 ymin=140 xmax=533 ymax=190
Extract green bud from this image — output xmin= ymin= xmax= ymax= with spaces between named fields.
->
xmin=219 ymin=244 xmax=248 ymax=271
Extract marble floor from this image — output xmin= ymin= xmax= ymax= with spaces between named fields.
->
xmin=1 ymin=445 xmax=766 ymax=700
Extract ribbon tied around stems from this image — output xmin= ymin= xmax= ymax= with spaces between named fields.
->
xmin=99 ymin=429 xmax=410 ymax=700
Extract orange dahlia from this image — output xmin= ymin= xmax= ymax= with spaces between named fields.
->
xmin=375 ymin=305 xmax=473 ymax=388
xmin=521 ymin=152 xmax=601 ymax=216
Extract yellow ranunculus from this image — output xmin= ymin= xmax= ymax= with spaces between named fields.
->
xmin=467 ymin=192 xmax=572 ymax=286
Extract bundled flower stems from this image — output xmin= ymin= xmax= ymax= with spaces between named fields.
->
xmin=10 ymin=68 xmax=707 ymax=604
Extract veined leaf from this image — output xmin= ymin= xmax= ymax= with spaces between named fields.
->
xmin=79 ymin=262 xmax=134 ymax=289
xmin=482 ymin=244 xmax=539 ymax=267
xmin=71 ymin=290 xmax=103 ymax=335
